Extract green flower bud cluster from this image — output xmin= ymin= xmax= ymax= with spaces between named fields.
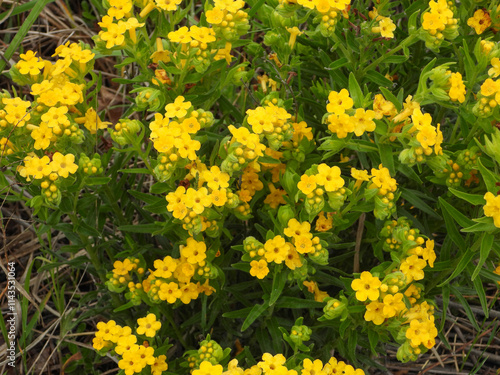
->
xmin=79 ymin=153 xmax=104 ymax=175
xmin=134 ymin=87 xmax=164 ymax=111
xmin=109 ymin=119 xmax=141 ymax=145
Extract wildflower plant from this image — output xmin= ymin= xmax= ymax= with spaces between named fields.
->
xmin=2 ymin=0 xmax=500 ymax=374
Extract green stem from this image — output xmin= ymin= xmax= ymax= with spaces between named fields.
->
xmin=160 ymin=304 xmax=189 ymax=349
xmin=361 ymin=34 xmax=418 ymax=76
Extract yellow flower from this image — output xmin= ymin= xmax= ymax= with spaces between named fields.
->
xmin=284 ymin=247 xmax=303 ymax=270
xmin=250 ymin=259 xmax=269 ymax=279
xmin=136 ymin=313 xmax=161 ymax=337
xmin=422 ymin=12 xmax=445 ymax=32
xmin=286 ymin=27 xmax=303 ymax=49
xmin=264 ymin=184 xmax=287 ymax=209
xmin=351 ymin=271 xmax=381 ymax=301
xmin=168 ymin=26 xmax=192 ymax=43
xmin=351 ymin=108 xmax=376 ymax=136
xmin=326 ymin=89 xmax=353 ymax=115
xmin=181 ymin=237 xmax=207 ymax=265
xmin=16 ymin=50 xmax=45 ymax=75
xmin=206 ymin=8 xmax=224 ymax=24
xmin=416 ymin=124 xmax=437 ymax=149
xmin=298 ymin=174 xmax=317 ymax=195
xmin=484 ymin=192 xmax=500 ymax=228
xmin=158 ymin=281 xmax=182 ymax=303
xmin=211 ymin=189 xmax=228 ymax=206
xmin=448 ymin=72 xmax=466 ymax=103
xmin=165 ymin=96 xmax=191 ymax=118
xmin=155 ymin=0 xmax=182 ymax=11
xmin=151 ymin=355 xmax=169 ymax=375
xmin=405 ymin=319 xmax=430 ymax=347
xmin=264 ymin=235 xmax=290 ymax=264
xmin=31 ymin=123 xmax=53 ymax=150
xmin=316 ymin=163 xmax=344 ymax=192
xmin=302 ymin=359 xmax=326 ymax=375
xmin=284 ymin=219 xmax=312 ymax=239
xmin=480 ymin=78 xmax=499 ymax=97
xmin=193 ymin=361 xmax=224 ymax=375
xmin=399 ymin=255 xmax=426 ymax=283
xmin=382 ymin=293 xmax=405 ymax=318
xmin=364 ymin=301 xmax=385 ymax=325
xmin=50 ymin=152 xmax=78 ymax=178
xmin=467 ymin=9 xmax=491 ymax=35
xmin=294 ymin=235 xmax=314 ymax=254
xmin=489 ymin=58 xmax=500 ymax=78
xmin=379 ymin=17 xmax=396 ymax=38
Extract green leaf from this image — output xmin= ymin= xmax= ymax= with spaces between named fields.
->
xmin=222 ymin=306 xmax=253 ymax=319
xmin=365 ymin=70 xmax=393 ymax=87
xmin=477 ymin=157 xmax=499 ymax=193
xmin=440 ymin=201 xmax=466 ymax=251
xmin=328 ymin=57 xmax=349 ymax=70
xmin=274 ymin=297 xmax=324 ymax=309
xmin=113 ymin=301 xmax=135 ymax=312
xmin=471 ymin=269 xmax=488 ymax=318
xmin=269 ymin=268 xmax=287 ymax=306
xmin=461 ymin=221 xmax=498 ymax=233
xmin=439 ymin=197 xmax=475 ymax=228
xmin=471 ymin=233 xmax=494 ymax=281
xmin=128 ymin=190 xmax=163 ymax=205
xmin=118 ymin=168 xmax=151 ymax=174
xmin=450 ymin=286 xmax=479 ymax=331
xmin=378 ymin=143 xmax=395 ymax=175
xmin=118 ymin=223 xmax=160 ymax=233
xmin=437 ymin=249 xmax=475 ymax=287
xmin=449 ymin=188 xmax=485 ymax=206
xmin=400 ymin=188 xmax=441 ymax=219
xmin=241 ymin=302 xmax=269 ymax=332
xmin=379 ymin=87 xmax=402 ymax=112
xmin=368 ymin=330 xmax=379 ymax=356
xmin=85 ymin=177 xmax=112 ymax=186
xmin=348 ymin=72 xmax=363 ymax=108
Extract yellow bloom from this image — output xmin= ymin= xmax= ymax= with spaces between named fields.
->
xmin=316 ymin=163 xmax=344 ymax=192
xmin=326 ymin=89 xmax=353 ymax=115
xmin=489 ymin=58 xmax=500 ymax=78
xmin=351 ymin=271 xmax=381 ymax=302
xmin=194 ymin=361 xmax=223 ymax=375
xmin=399 ymin=255 xmax=426 ymax=283
xmin=250 ymin=259 xmax=269 ymax=279
xmin=136 ymin=313 xmax=161 ymax=337
xmin=422 ymin=12 xmax=445 ymax=31
xmin=298 ymin=174 xmax=317 ymax=195
xmin=364 ymin=301 xmax=385 ymax=325
xmin=50 ymin=152 xmax=78 ymax=178
xmin=168 ymin=26 xmax=192 ymax=43
xmin=165 ymin=96 xmax=192 ymax=118
xmin=264 ymin=235 xmax=290 ymax=264
xmin=467 ymin=9 xmax=491 ymax=35
xmin=484 ymin=192 xmax=500 ymax=228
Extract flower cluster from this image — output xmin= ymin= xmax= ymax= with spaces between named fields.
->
xmin=420 ymin=0 xmax=458 ymax=50
xmin=93 ymin=316 xmax=168 ymax=375
xmin=473 ymin=78 xmax=500 ymax=118
xmin=107 ymin=238 xmax=217 ymax=306
xmin=325 ymin=89 xmax=376 ymax=139
xmin=398 ymin=108 xmax=443 ymax=166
